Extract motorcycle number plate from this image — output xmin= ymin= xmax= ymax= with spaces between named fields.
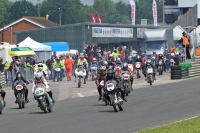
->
xmin=159 ymin=61 xmax=162 ymax=65
xmin=107 ymin=83 xmax=114 ymax=91
xmin=170 ymin=59 xmax=174 ymax=62
xmin=123 ymin=75 xmax=129 ymax=80
xmin=100 ymin=81 xmax=104 ymax=86
xmin=35 ymin=88 xmax=44 ymax=95
xmin=15 ymin=85 xmax=23 ymax=90
xmin=147 ymin=69 xmax=153 ymax=73
xmin=136 ymin=64 xmax=140 ymax=68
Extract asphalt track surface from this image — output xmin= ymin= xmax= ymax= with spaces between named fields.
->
xmin=1 ymin=76 xmax=200 ymax=133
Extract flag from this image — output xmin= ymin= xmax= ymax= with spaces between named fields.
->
xmin=91 ymin=12 xmax=96 ymax=23
xmin=129 ymin=0 xmax=136 ymax=25
xmin=152 ymin=0 xmax=157 ymax=26
xmin=97 ymin=14 xmax=102 ymax=23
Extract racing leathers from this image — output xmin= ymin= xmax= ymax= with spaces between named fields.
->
xmin=121 ymin=68 xmax=134 ymax=91
xmin=32 ymin=78 xmax=54 ymax=102
xmin=12 ymin=73 xmax=29 ymax=103
xmin=144 ymin=63 xmax=156 ymax=80
xmin=96 ymin=72 xmax=106 ymax=101
xmin=104 ymin=74 xmax=127 ymax=102
xmin=157 ymin=56 xmax=166 ymax=72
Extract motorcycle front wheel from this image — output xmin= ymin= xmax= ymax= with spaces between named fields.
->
xmin=17 ymin=93 xmax=22 ymax=109
xmin=78 ymin=77 xmax=81 ymax=88
xmin=111 ymin=94 xmax=118 ymax=112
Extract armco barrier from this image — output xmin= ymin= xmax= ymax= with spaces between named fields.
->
xmin=189 ymin=56 xmax=200 ymax=77
xmin=0 ymin=73 xmax=5 ymax=85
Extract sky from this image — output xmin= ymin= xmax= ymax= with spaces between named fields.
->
xmin=9 ymin=0 xmax=130 ymax=5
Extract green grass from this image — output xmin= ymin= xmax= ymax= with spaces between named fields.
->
xmin=137 ymin=116 xmax=200 ymax=133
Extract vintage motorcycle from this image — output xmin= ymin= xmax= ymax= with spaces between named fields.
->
xmin=75 ymin=64 xmax=86 ymax=88
xmin=53 ymin=67 xmax=62 ymax=82
xmin=146 ymin=65 xmax=154 ymax=85
xmin=90 ymin=65 xmax=98 ymax=81
xmin=105 ymin=80 xmax=123 ymax=112
xmin=121 ymin=71 xmax=131 ymax=96
xmin=34 ymin=84 xmax=54 ymax=113
xmin=134 ymin=62 xmax=142 ymax=78
xmin=158 ymin=59 xmax=164 ymax=75
xmin=13 ymin=80 xmax=26 ymax=109
xmin=99 ymin=80 xmax=109 ymax=106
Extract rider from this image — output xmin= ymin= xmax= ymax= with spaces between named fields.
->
xmin=107 ymin=54 xmax=115 ymax=69
xmin=34 ymin=63 xmax=48 ymax=79
xmin=157 ymin=53 xmax=166 ymax=72
xmin=53 ymin=58 xmax=65 ymax=82
xmin=32 ymin=71 xmax=55 ymax=103
xmin=121 ymin=63 xmax=134 ymax=91
xmin=134 ymin=55 xmax=143 ymax=63
xmin=127 ymin=56 xmax=133 ymax=64
xmin=96 ymin=66 xmax=107 ymax=101
xmin=0 ymin=84 xmax=6 ymax=105
xmin=105 ymin=68 xmax=127 ymax=102
xmin=143 ymin=59 xmax=156 ymax=80
xmin=152 ymin=51 xmax=158 ymax=59
xmin=116 ymin=57 xmax=122 ymax=67
xmin=77 ymin=53 xmax=89 ymax=84
xmin=90 ymin=57 xmax=98 ymax=67
xmin=12 ymin=72 xmax=29 ymax=103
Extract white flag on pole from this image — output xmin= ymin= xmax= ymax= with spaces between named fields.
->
xmin=152 ymin=0 xmax=157 ymax=26
xmin=129 ymin=0 xmax=136 ymax=25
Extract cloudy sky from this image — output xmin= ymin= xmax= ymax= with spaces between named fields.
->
xmin=9 ymin=0 xmax=130 ymax=5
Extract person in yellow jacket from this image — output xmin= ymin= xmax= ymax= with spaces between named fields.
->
xmin=111 ymin=49 xmax=119 ymax=58
xmin=53 ymin=58 xmax=65 ymax=82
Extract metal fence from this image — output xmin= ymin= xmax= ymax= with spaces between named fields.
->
xmin=172 ymin=5 xmax=198 ymax=32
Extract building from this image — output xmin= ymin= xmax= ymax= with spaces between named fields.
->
xmin=0 ymin=16 xmax=59 ymax=44
xmin=164 ymin=0 xmax=200 ymax=24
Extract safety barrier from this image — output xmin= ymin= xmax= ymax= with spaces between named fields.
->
xmin=189 ymin=56 xmax=200 ymax=77
xmin=0 ymin=73 xmax=5 ymax=85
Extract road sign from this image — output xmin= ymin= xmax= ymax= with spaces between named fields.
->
xmin=141 ymin=19 xmax=147 ymax=25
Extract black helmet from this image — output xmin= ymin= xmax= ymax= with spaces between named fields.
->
xmin=122 ymin=63 xmax=128 ymax=70
xmin=16 ymin=72 xmax=22 ymax=78
xmin=107 ymin=68 xmax=113 ymax=77
xmin=56 ymin=58 xmax=60 ymax=62
xmin=128 ymin=56 xmax=132 ymax=61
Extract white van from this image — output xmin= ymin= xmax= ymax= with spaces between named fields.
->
xmin=0 ymin=43 xmax=16 ymax=62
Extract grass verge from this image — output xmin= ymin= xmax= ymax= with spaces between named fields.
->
xmin=137 ymin=116 xmax=200 ymax=133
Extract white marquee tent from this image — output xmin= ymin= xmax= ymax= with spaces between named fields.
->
xmin=18 ymin=37 xmax=52 ymax=62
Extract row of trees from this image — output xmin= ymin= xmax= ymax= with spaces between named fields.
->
xmin=0 ymin=0 xmax=163 ymax=27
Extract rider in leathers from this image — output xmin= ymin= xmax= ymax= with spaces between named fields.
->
xmin=127 ymin=56 xmax=133 ymax=64
xmin=121 ymin=63 xmax=134 ymax=91
xmin=116 ymin=57 xmax=122 ymax=67
xmin=104 ymin=68 xmax=127 ymax=102
xmin=96 ymin=66 xmax=107 ymax=101
xmin=32 ymin=71 xmax=55 ymax=103
xmin=156 ymin=54 xmax=166 ymax=72
xmin=34 ymin=63 xmax=48 ymax=79
xmin=143 ymin=59 xmax=156 ymax=80
xmin=12 ymin=72 xmax=29 ymax=103
xmin=107 ymin=54 xmax=116 ymax=69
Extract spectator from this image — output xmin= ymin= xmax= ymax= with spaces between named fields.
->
xmin=64 ymin=55 xmax=74 ymax=81
xmin=0 ymin=57 xmax=5 ymax=73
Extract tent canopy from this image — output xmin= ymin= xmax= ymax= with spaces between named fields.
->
xmin=18 ymin=37 xmax=51 ymax=51
xmin=42 ymin=42 xmax=69 ymax=52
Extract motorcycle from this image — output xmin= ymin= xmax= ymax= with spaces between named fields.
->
xmin=121 ymin=71 xmax=131 ymax=96
xmin=151 ymin=56 xmax=156 ymax=67
xmin=170 ymin=58 xmax=175 ymax=66
xmin=158 ymin=59 xmax=164 ymax=75
xmin=13 ymin=80 xmax=26 ymax=109
xmin=105 ymin=80 xmax=123 ymax=112
xmin=90 ymin=65 xmax=97 ymax=81
xmin=75 ymin=65 xmax=86 ymax=88
xmin=53 ymin=67 xmax=62 ymax=82
xmin=34 ymin=84 xmax=54 ymax=113
xmin=0 ymin=94 xmax=5 ymax=114
xmin=134 ymin=62 xmax=142 ymax=78
xmin=115 ymin=65 xmax=122 ymax=78
xmin=146 ymin=66 xmax=154 ymax=85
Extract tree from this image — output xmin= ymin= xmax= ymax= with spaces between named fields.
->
xmin=0 ymin=0 xmax=12 ymax=27
xmin=8 ymin=0 xmax=37 ymax=22
xmin=40 ymin=0 xmax=87 ymax=24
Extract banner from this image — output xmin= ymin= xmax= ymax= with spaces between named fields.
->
xmin=152 ymin=0 xmax=157 ymax=26
xmin=97 ymin=14 xmax=102 ymax=24
xmin=129 ymin=0 xmax=136 ymax=25
xmin=92 ymin=27 xmax=133 ymax=38
xmin=91 ymin=12 xmax=96 ymax=23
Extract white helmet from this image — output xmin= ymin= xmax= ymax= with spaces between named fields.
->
xmin=35 ymin=71 xmax=43 ymax=82
xmin=38 ymin=63 xmax=43 ymax=71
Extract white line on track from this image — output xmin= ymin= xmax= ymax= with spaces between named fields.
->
xmin=77 ymin=93 xmax=84 ymax=97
